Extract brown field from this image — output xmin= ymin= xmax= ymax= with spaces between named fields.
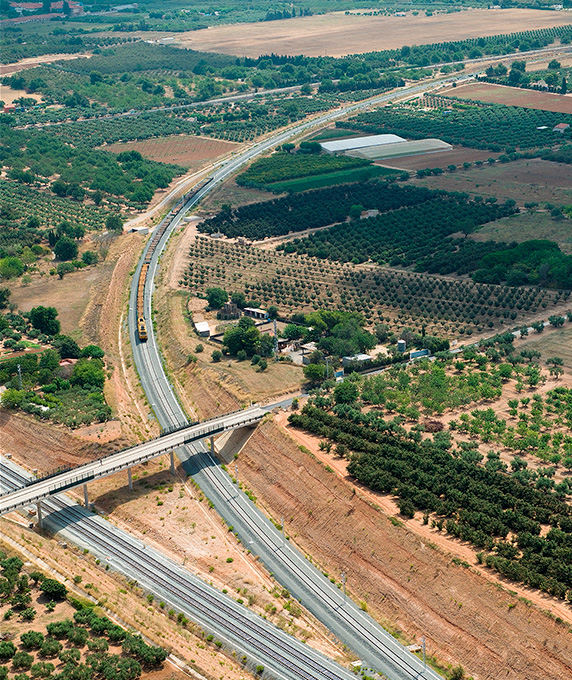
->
xmin=176 ymin=9 xmax=572 ymax=58
xmin=472 ymin=211 xmax=572 ymax=253
xmin=445 ymin=81 xmax=572 ymax=114
xmin=103 ymin=135 xmax=239 ymax=168
xmin=379 ymin=146 xmax=498 ymax=171
xmin=412 ymin=158 xmax=572 ymax=205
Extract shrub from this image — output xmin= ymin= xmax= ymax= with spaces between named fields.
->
xmin=12 ymin=652 xmax=34 ymax=670
xmin=40 ymin=578 xmax=67 ymax=600
xmin=20 ymin=632 xmax=44 ymax=650
xmin=211 ymin=349 xmax=222 ymax=362
xmin=0 ymin=642 xmax=16 ymax=661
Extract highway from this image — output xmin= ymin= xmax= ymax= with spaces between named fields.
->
xmin=128 ymin=82 xmax=446 ymax=680
xmin=0 ymin=458 xmax=356 ymax=680
xmin=0 ymin=405 xmax=264 ymax=516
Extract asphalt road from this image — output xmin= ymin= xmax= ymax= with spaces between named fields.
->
xmin=127 ymin=83 xmax=447 ymax=680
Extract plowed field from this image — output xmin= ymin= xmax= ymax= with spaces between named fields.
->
xmin=104 ymin=135 xmax=238 ymax=167
xmin=446 ymin=82 xmax=572 ymax=114
xmin=177 ymin=9 xmax=572 ymax=58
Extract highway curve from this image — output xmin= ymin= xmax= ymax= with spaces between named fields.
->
xmin=128 ymin=87 xmax=445 ymax=680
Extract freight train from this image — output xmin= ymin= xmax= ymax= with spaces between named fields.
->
xmin=136 ymin=177 xmax=212 ymax=342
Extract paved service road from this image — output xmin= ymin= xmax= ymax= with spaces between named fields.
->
xmin=129 ymin=83 xmax=446 ymax=680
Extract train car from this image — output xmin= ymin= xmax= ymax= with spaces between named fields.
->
xmin=138 ymin=317 xmax=148 ymax=342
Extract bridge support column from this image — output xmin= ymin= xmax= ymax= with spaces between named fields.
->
xmin=128 ymin=468 xmax=133 ymax=491
xmin=170 ymin=450 xmax=175 ymax=476
xmin=83 ymin=484 xmax=89 ymax=509
xmin=36 ymin=502 xmax=42 ymax=529
xmin=210 ymin=436 xmax=215 ymax=454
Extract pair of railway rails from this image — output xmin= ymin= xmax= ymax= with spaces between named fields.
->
xmin=136 ymin=178 xmax=212 ymax=342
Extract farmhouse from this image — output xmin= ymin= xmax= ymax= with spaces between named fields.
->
xmin=243 ymin=307 xmax=268 ymax=320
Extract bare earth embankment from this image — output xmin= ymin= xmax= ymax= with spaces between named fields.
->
xmin=178 ymin=9 xmax=572 ymax=58
xmin=237 ymin=419 xmax=572 ymax=680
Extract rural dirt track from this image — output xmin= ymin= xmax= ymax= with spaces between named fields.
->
xmin=178 ymin=9 xmax=572 ymax=58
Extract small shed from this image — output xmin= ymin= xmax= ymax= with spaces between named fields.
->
xmin=342 ymin=353 xmax=372 ymax=368
xmin=194 ymin=321 xmax=210 ymax=337
xmin=553 ymin=123 xmax=570 ymax=133
xmin=244 ymin=307 xmax=268 ymax=320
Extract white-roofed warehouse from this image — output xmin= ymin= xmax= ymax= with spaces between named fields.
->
xmin=320 ymin=134 xmax=406 ymax=154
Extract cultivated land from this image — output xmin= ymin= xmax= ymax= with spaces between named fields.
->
xmin=177 ymin=9 xmax=572 ymax=57
xmin=412 ymin=158 xmax=572 ymax=205
xmin=471 ymin=212 xmax=572 ymax=254
xmin=445 ymin=82 xmax=572 ymax=114
xmin=378 ymin=146 xmax=498 ymax=171
xmin=236 ymin=416 xmax=572 ymax=680
xmin=104 ymin=136 xmax=239 ymax=169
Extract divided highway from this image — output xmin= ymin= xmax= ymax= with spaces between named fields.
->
xmin=128 ymin=88 xmax=445 ymax=680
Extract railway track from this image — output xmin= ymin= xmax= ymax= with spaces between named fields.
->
xmin=0 ymin=460 xmax=354 ymax=680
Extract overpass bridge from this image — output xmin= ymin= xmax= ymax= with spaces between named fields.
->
xmin=0 ymin=405 xmax=265 ymax=520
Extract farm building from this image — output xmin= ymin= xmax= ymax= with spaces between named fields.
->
xmin=347 ymin=138 xmax=452 ymax=161
xmin=194 ymin=321 xmax=210 ymax=337
xmin=244 ymin=307 xmax=268 ymax=320
xmin=320 ymin=134 xmax=405 ymax=154
xmin=342 ymin=353 xmax=373 ymax=367
xmin=553 ymin=123 xmax=570 ymax=133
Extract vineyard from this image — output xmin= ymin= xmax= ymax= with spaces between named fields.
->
xmin=343 ymin=103 xmax=572 ymax=151
xmin=268 ymin=165 xmax=396 ymax=193
xmin=181 ymin=237 xmax=565 ymax=336
xmin=236 ymin=153 xmax=370 ymax=187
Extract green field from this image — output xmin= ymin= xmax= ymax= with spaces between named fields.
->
xmin=471 ymin=211 xmax=572 ymax=253
xmin=268 ymin=165 xmax=398 ymax=192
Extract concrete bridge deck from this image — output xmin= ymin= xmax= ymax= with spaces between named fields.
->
xmin=0 ymin=405 xmax=264 ymax=516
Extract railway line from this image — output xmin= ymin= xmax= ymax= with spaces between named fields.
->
xmin=0 ymin=459 xmax=355 ymax=680
xmin=127 ymin=84 xmax=446 ymax=680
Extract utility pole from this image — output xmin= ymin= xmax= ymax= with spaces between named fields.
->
xmin=325 ymin=356 xmax=329 ymax=380
xmin=235 ymin=464 xmax=239 ymax=495
xmin=281 ymin=516 xmax=285 ymax=546
xmin=341 ymin=571 xmax=346 ymax=605
xmin=422 ymin=636 xmax=426 ymax=671
xmin=17 ymin=364 xmax=22 ymax=390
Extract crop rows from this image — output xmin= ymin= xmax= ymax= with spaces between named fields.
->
xmin=0 ymin=180 xmax=110 ymax=232
xmin=181 ymin=237 xmax=562 ymax=335
xmin=343 ymin=103 xmax=572 ymax=151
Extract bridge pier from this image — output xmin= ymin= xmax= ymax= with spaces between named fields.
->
xmin=83 ymin=484 xmax=89 ymax=509
xmin=128 ymin=468 xmax=133 ymax=491
xmin=170 ymin=450 xmax=175 ymax=476
xmin=36 ymin=501 xmax=42 ymax=529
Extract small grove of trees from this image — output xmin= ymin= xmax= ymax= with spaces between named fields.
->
xmin=223 ymin=316 xmax=274 ymax=358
